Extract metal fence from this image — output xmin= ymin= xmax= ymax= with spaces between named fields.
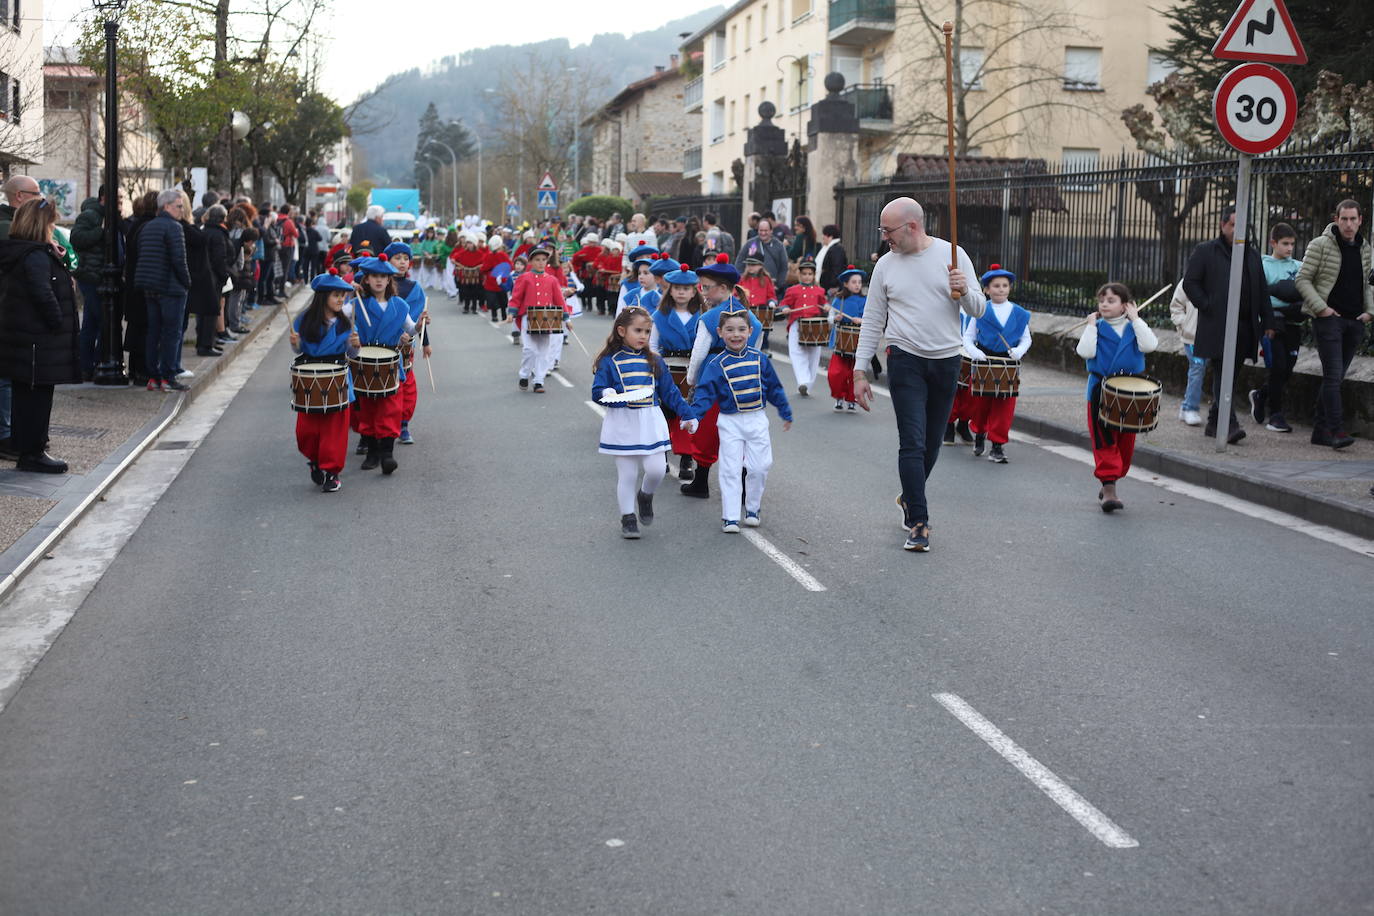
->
xmin=641 ymin=194 xmax=743 ymax=239
xmin=834 ymin=141 xmax=1374 ymax=318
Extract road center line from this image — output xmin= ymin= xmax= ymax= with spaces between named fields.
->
xmin=933 ymin=692 xmax=1139 ymax=849
xmin=549 ymin=370 xmax=574 ymax=388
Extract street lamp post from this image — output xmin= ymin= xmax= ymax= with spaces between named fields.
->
xmin=93 ymin=0 xmax=128 ymax=386
xmin=424 ymin=138 xmax=458 ymax=221
xmin=229 ymin=110 xmax=250 ymax=196
xmin=471 ymin=130 xmax=483 ymax=220
xmin=416 ymin=160 xmax=435 ymax=214
xmin=567 ymin=67 xmax=580 ymax=199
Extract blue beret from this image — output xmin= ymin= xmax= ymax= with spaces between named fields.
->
xmin=353 ymin=256 xmax=397 ymax=276
xmin=650 ymin=256 xmax=680 ymax=276
xmin=980 ymin=264 xmax=1016 ymax=286
xmin=382 ymin=242 xmax=412 ymax=259
xmin=696 ymin=254 xmax=740 ymax=285
xmin=663 ymin=268 xmax=698 ymax=286
xmin=310 ymin=271 xmax=353 ymax=293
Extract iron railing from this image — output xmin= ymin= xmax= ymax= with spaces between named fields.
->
xmin=684 ymin=76 xmax=703 ymax=111
xmin=828 ymin=0 xmax=895 ymax=30
xmin=641 ymin=194 xmax=743 ymax=241
xmin=683 ymin=146 xmax=703 ymax=177
xmin=839 ymin=83 xmax=892 ymax=122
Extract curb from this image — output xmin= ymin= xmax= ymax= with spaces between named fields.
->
xmin=760 ymin=334 xmax=1374 ymax=542
xmin=0 ymin=291 xmax=302 ymax=603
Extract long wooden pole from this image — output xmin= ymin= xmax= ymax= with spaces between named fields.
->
xmin=943 ymin=20 xmax=961 ymax=300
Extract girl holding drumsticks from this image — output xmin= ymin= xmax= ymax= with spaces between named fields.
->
xmin=290 ymin=271 xmax=360 ymax=492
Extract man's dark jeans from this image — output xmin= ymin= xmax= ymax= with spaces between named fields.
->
xmin=78 ymin=280 xmax=102 ymax=375
xmin=887 ymin=347 xmax=960 ymax=526
xmin=1312 ymin=314 xmax=1368 ymax=433
xmin=146 ymin=292 xmax=186 ymax=382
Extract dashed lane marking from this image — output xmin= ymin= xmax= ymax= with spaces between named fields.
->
xmin=933 ymin=692 xmax=1140 ymax=849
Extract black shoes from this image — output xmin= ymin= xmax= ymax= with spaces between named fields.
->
xmin=17 ymin=452 xmax=68 ymax=474
xmin=955 ymin=420 xmax=973 ymax=444
xmin=903 ymin=523 xmax=931 ymax=552
xmin=621 ymin=513 xmax=641 ymax=539
xmin=637 ymin=490 xmax=654 ymax=526
xmin=1265 ymin=413 xmax=1293 ymax=433
xmin=1312 ymin=428 xmax=1356 ymax=449
xmin=988 ymin=443 xmax=1007 ymax=463
xmin=1248 ymin=388 xmax=1268 ymax=423
xmin=380 ymin=438 xmax=398 ymax=475
xmin=681 ymin=463 xmax=710 ymax=498
xmin=943 ymin=422 xmax=956 ymax=446
xmin=972 ymin=433 xmax=986 ymax=457
xmin=196 ymin=347 xmax=223 ymax=357
xmin=1204 ymin=422 xmax=1246 ymax=444
xmin=0 ymin=437 xmax=17 ymax=461
xmin=533 ymin=382 xmax=545 ymax=394
xmin=309 ymin=462 xmax=325 ymax=485
xmin=164 ymin=378 xmax=190 ymax=391
xmin=678 ymin=454 xmax=694 ymax=482
xmin=518 ymin=377 xmax=529 ymax=390
xmin=356 ymin=435 xmax=371 ymax=455
xmin=321 ymin=473 xmax=341 ymax=492
xmin=361 ymin=442 xmax=381 ymax=470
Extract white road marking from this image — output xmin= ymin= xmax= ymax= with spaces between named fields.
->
xmin=1009 ymin=431 xmax=1374 ymax=558
xmin=549 ymin=370 xmax=574 ymax=388
xmin=769 ymin=349 xmax=888 ymax=397
xmin=933 ymin=692 xmax=1139 ymax=850
xmin=0 ymin=318 xmax=288 ymax=713
xmin=584 ymin=400 xmax=607 ymax=418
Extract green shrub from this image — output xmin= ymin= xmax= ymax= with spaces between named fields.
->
xmin=567 ymin=195 xmax=635 ymax=221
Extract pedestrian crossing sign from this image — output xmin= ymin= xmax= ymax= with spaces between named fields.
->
xmin=537 ymin=189 xmax=558 ymax=210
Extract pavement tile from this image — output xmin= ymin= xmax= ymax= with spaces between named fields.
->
xmin=0 ymin=495 xmax=56 ymax=555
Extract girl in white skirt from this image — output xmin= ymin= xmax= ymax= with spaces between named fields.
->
xmin=592 ymin=307 xmax=700 ymax=539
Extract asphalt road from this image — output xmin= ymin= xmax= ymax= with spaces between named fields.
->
xmin=1 ymin=302 xmax=1371 ymax=915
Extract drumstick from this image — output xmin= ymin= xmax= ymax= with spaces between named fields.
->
xmin=943 ymin=20 xmax=961 ymax=301
xmin=567 ymin=323 xmax=593 ymax=359
xmin=1062 ymin=283 xmax=1173 ymax=335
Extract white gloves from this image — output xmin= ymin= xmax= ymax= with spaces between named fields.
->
xmin=679 ymin=419 xmax=699 ymax=434
xmin=966 ymin=345 xmax=988 ymax=361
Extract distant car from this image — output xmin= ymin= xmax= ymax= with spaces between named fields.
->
xmin=382 ymin=212 xmax=418 ymax=243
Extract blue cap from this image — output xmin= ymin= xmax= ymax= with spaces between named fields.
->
xmin=696 ymin=253 xmax=739 ymax=285
xmin=980 ymin=263 xmax=1016 ymax=286
xmin=382 ymin=241 xmax=413 ymax=259
xmin=311 ymin=271 xmax=353 ymax=293
xmin=353 ymin=256 xmax=397 ymax=276
xmin=650 ymin=256 xmax=680 ymax=276
xmin=836 ymin=265 xmax=867 ymax=284
xmin=628 ymin=244 xmax=658 ymax=261
xmin=663 ymin=268 xmax=699 ymax=286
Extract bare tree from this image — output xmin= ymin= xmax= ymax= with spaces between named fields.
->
xmin=881 ymin=0 xmax=1108 ymax=157
xmin=0 ymin=27 xmax=48 ymax=172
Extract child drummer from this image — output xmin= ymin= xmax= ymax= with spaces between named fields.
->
xmin=650 ymin=266 xmax=703 ymax=481
xmin=290 ymin=271 xmax=361 ymax=492
xmin=509 ymin=246 xmax=567 ymax=393
xmin=1075 ymin=282 xmax=1158 ymax=512
xmin=826 ymin=266 xmax=866 ymax=412
xmin=776 ymin=256 xmax=828 ymax=397
xmin=384 ymin=242 xmax=431 ymax=446
xmin=962 ymin=264 xmax=1031 ymax=463
xmin=349 ymin=255 xmax=416 ymax=475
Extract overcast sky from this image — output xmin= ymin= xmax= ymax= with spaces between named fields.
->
xmin=44 ymin=0 xmax=715 ymax=103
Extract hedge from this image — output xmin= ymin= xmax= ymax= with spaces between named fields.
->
xmin=566 ymin=195 xmax=635 ymax=221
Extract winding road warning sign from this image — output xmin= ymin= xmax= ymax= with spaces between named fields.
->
xmin=1212 ymin=0 xmax=1307 ymax=65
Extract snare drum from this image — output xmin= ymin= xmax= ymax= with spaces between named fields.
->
xmin=458 ymin=266 xmax=480 ymax=285
xmin=958 ymin=355 xmax=973 ymax=388
xmin=968 ymin=355 xmax=1021 ymax=398
xmin=833 ymin=324 xmax=861 ymax=357
xmin=526 ymin=306 xmax=565 ymax=335
xmin=1097 ymin=374 xmax=1162 ymax=432
xmin=750 ymin=304 xmax=775 ymax=331
xmin=348 ymin=345 xmax=401 ymax=397
xmin=398 ymin=340 xmax=414 ymax=370
xmin=664 ymin=357 xmax=691 ymax=400
xmin=290 ymin=361 xmax=350 ymax=414
xmin=796 ymin=316 xmax=830 ymax=347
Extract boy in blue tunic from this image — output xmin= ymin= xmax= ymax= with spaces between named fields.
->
xmin=962 ymin=265 xmax=1031 ymax=463
xmin=290 ymin=271 xmax=361 ymax=492
xmin=384 ymin=242 xmax=430 ymax=445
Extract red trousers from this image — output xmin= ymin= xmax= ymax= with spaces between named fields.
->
xmin=664 ymin=407 xmax=695 ymax=456
xmin=827 ymin=354 xmax=855 ymax=401
xmin=356 ymin=391 xmax=403 ymax=439
xmin=949 ymin=385 xmax=975 ymax=422
xmin=1088 ymin=403 xmax=1136 ymax=483
xmin=969 ymin=395 xmax=1016 ymax=444
xmin=400 ymin=370 xmax=418 ymax=423
xmin=296 ymin=409 xmax=350 ymax=474
xmin=689 ymin=403 xmax=722 ymax=465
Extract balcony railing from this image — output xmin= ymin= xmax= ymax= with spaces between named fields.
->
xmin=684 ymin=76 xmax=703 ymax=111
xmin=828 ymin=0 xmax=895 ymax=44
xmin=683 ymin=146 xmax=703 ymax=177
xmin=840 ymin=83 xmax=893 ymax=127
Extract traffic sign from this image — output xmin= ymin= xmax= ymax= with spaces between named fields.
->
xmin=1212 ymin=0 xmax=1307 ymax=65
xmin=537 ymin=171 xmax=558 ymax=191
xmin=536 ymin=189 xmax=558 ymax=210
xmin=1212 ymin=63 xmax=1296 ymax=155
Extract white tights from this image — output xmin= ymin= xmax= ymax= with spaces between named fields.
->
xmin=615 ymin=454 xmax=666 ymax=515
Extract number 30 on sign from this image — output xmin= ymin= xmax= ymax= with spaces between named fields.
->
xmin=1212 ymin=62 xmax=1297 ymax=155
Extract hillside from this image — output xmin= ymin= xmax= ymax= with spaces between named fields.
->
xmin=349 ymin=10 xmax=721 ymax=184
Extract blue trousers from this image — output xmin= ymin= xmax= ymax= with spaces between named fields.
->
xmin=887 ymin=347 xmax=961 ymax=526
xmin=78 ymin=280 xmax=104 ymax=375
xmin=1181 ymin=343 xmax=1206 ymax=412
xmin=146 ymin=292 xmax=187 ymax=382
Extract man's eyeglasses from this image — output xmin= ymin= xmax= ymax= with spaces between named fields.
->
xmin=877 ymin=224 xmax=904 ymax=236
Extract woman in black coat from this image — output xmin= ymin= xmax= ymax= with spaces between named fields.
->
xmin=202 ymin=205 xmax=233 ymax=344
xmin=122 ymin=191 xmax=158 ymax=383
xmin=183 ymin=212 xmax=221 ymax=357
xmin=0 ymin=198 xmax=81 ymax=473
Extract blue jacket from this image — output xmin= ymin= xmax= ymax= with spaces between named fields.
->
xmin=829 ymin=293 xmax=866 ymax=347
xmin=652 ymin=307 xmax=698 ymax=354
xmin=592 ymin=347 xmax=697 ymax=417
xmin=972 ymin=301 xmax=1030 ymax=355
xmin=691 ymin=346 xmax=792 ymax=421
xmin=1084 ymin=319 xmax=1145 ymax=400
xmin=133 ymin=211 xmax=191 ymax=295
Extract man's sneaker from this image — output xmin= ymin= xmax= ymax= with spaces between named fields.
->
xmin=164 ymin=379 xmax=189 ymax=391
xmin=743 ymin=511 xmax=761 ymax=527
xmin=988 ymin=443 xmax=1008 ymax=464
xmin=636 ymin=490 xmax=654 ymax=526
xmin=1266 ymin=413 xmax=1293 ymax=433
xmin=309 ymin=462 xmax=325 ymax=486
xmin=943 ymin=422 xmax=955 ymax=445
xmin=518 ymin=377 xmax=529 ymax=390
xmin=321 ymin=473 xmax=341 ymax=493
xmin=835 ymin=399 xmax=846 ymax=412
xmin=798 ymin=384 xmax=808 ymax=397
xmin=1228 ymin=426 xmax=1246 ymax=445
xmin=972 ymin=432 xmax=986 ymax=457
xmin=903 ymin=523 xmax=931 ymax=552
xmin=894 ymin=494 xmax=911 ymax=532
xmin=1181 ymin=408 xmax=1203 ymax=426
xmin=176 ymin=369 xmax=194 ymax=379
xmin=621 ymin=513 xmax=641 ymax=539
xmin=533 ymin=382 xmax=545 ymax=393
xmin=1331 ymin=430 xmax=1356 ymax=450
xmin=955 ymin=420 xmax=973 ymax=443
xmin=721 ymin=519 xmax=740 ymax=533
xmin=399 ymin=425 xmax=414 ymax=445
xmin=1248 ymin=388 xmax=1268 ymax=424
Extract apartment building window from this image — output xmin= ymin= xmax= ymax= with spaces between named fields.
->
xmin=744 ymin=93 xmax=751 ymax=123
xmin=46 ymin=88 xmax=81 ymax=110
xmin=1064 ymin=47 xmax=1102 ymax=91
xmin=833 ymin=54 xmax=862 ymax=89
xmin=0 ymin=72 xmax=14 ymax=123
xmin=960 ymin=47 xmax=985 ymax=91
xmin=709 ymin=171 xmax=726 ymax=195
xmin=745 ymin=15 xmax=752 ymax=49
xmin=760 ymin=6 xmax=768 ymax=41
xmin=776 ymin=78 xmax=785 ymax=111
xmin=789 ymin=58 xmax=811 ymax=111
xmin=1146 ymin=52 xmax=1176 ymax=88
xmin=1062 ymin=147 xmax=1100 ymax=190
xmin=776 ymin=0 xmax=784 ymax=30
xmin=710 ymin=97 xmax=726 ymax=143
xmin=2 ymin=0 xmax=19 ymax=31
xmin=729 ymin=24 xmax=737 ymax=58
xmin=791 ymin=0 xmax=811 ymax=23
xmin=729 ymin=99 xmax=736 ymax=135
xmin=711 ymin=30 xmax=727 ymax=70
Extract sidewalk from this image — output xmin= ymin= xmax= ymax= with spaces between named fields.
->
xmin=0 ymin=288 xmax=306 ymax=598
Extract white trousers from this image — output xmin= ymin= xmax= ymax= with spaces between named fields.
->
xmin=787 ymin=322 xmax=823 ymax=388
xmin=519 ymin=330 xmax=554 ymax=383
xmin=615 ymin=454 xmax=666 ymax=515
xmin=717 ymin=410 xmax=772 ymax=521
xmin=550 ymin=332 xmax=565 ymax=366
xmin=441 ymin=264 xmax=458 ymax=298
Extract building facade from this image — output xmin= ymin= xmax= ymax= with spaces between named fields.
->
xmin=0 ymin=0 xmax=45 ymax=177
xmin=584 ymin=56 xmax=703 ymax=205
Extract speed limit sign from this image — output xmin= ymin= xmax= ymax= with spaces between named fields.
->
xmin=1213 ymin=62 xmax=1297 ymax=154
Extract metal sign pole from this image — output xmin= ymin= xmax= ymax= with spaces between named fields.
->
xmin=1216 ymin=151 xmax=1252 ymax=452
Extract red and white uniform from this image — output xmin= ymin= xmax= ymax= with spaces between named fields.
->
xmin=779 ymin=283 xmax=828 ymax=390
xmin=511 ymin=269 xmax=571 ymax=385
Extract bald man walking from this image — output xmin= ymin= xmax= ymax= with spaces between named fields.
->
xmin=853 ymin=197 xmax=985 ymax=551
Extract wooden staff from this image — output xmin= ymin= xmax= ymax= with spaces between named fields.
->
xmin=943 ymin=20 xmax=961 ymax=300
xmin=1061 ymin=283 xmax=1174 ymax=335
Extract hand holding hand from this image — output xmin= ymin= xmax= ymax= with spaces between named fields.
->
xmin=680 ymin=418 xmax=699 ymax=434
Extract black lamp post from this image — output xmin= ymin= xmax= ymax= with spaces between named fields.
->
xmin=92 ymin=0 xmax=128 ymax=386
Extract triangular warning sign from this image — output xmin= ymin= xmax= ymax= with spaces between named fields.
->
xmin=1212 ymin=0 xmax=1306 ymax=65
xmin=537 ymin=171 xmax=558 ymax=190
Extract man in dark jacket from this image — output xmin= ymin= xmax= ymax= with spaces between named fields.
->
xmin=70 ymin=186 xmax=127 ymax=379
xmin=1183 ymin=205 xmax=1274 ymax=444
xmin=134 ymin=189 xmax=193 ymax=390
xmin=348 ymin=205 xmax=391 ymax=257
